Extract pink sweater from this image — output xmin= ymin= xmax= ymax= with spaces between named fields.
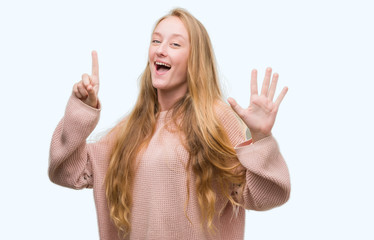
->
xmin=49 ymin=94 xmax=290 ymax=240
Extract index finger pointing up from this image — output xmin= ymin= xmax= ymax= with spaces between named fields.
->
xmin=91 ymin=50 xmax=99 ymax=77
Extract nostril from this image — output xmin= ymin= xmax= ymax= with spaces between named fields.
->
xmin=156 ymin=48 xmax=167 ymax=56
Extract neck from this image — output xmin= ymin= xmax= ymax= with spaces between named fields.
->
xmin=157 ymin=88 xmax=187 ymax=111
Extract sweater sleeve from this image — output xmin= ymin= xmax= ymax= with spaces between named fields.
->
xmin=48 ymin=94 xmax=101 ymax=189
xmin=234 ymin=136 xmax=290 ymax=211
xmin=216 ymin=101 xmax=291 ymax=211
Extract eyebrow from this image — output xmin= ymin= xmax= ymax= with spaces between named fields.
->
xmin=153 ymin=32 xmax=186 ymax=40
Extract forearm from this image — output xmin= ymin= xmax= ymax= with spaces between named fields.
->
xmin=48 ymin=94 xmax=101 ymax=189
xmin=235 ymin=135 xmax=291 ymax=210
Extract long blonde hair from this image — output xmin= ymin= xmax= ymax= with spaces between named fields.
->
xmin=105 ymin=8 xmax=246 ymax=238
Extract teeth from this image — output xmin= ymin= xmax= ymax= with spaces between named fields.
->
xmin=155 ymin=61 xmax=171 ymax=68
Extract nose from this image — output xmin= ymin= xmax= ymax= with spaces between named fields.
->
xmin=156 ymin=42 xmax=168 ymax=57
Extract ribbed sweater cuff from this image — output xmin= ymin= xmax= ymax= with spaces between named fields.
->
xmin=62 ymin=93 xmax=102 ymax=142
xmin=234 ymin=135 xmax=280 ymax=170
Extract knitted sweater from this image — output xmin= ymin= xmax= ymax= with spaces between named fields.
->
xmin=48 ymin=94 xmax=291 ymax=240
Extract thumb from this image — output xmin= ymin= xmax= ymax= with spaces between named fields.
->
xmin=87 ymin=85 xmax=98 ymax=108
xmin=227 ymin=97 xmax=245 ymax=118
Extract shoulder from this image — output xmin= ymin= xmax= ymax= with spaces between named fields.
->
xmin=90 ymin=115 xmax=129 ymax=148
xmin=214 ymin=100 xmax=242 ymax=128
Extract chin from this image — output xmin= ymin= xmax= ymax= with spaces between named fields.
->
xmin=151 ymin=79 xmax=167 ymax=90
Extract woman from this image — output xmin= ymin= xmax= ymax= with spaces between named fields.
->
xmin=49 ymin=8 xmax=290 ymax=240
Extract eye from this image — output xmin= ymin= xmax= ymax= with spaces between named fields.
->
xmin=152 ymin=39 xmax=161 ymax=44
xmin=171 ymin=43 xmax=181 ymax=47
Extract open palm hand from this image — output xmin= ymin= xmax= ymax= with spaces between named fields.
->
xmin=228 ymin=68 xmax=288 ymax=143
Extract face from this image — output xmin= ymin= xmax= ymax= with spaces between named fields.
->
xmin=149 ymin=16 xmax=190 ymax=98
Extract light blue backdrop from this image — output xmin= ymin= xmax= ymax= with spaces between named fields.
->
xmin=1 ymin=0 xmax=373 ymax=239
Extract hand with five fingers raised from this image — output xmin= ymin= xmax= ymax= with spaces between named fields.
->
xmin=73 ymin=51 xmax=100 ymax=108
xmin=228 ymin=67 xmax=288 ymax=143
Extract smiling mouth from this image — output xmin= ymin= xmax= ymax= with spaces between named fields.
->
xmin=155 ymin=61 xmax=171 ymax=74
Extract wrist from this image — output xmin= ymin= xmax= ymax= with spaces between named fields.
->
xmin=251 ymin=132 xmax=271 ymax=143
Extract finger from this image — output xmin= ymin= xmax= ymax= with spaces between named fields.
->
xmin=268 ymin=72 xmax=279 ymax=101
xmin=250 ymin=69 xmax=258 ymax=97
xmin=82 ymin=74 xmax=90 ymax=88
xmin=261 ymin=67 xmax=272 ymax=96
xmin=91 ymin=50 xmax=99 ymax=77
xmin=274 ymin=86 xmax=288 ymax=109
xmin=73 ymin=83 xmax=83 ymax=99
xmin=87 ymin=87 xmax=98 ymax=107
xmin=77 ymin=82 xmax=88 ymax=99
xmin=227 ymin=97 xmax=245 ymax=118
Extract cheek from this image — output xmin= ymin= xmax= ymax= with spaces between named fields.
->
xmin=182 ymin=51 xmax=189 ymax=69
xmin=176 ymin=52 xmax=189 ymax=73
xmin=148 ymin=47 xmax=155 ymax=63
xmin=182 ymin=58 xmax=189 ymax=76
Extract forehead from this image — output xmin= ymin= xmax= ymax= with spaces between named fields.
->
xmin=153 ymin=16 xmax=189 ymax=40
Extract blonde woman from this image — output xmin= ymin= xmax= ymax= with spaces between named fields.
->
xmin=49 ymin=8 xmax=290 ymax=240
